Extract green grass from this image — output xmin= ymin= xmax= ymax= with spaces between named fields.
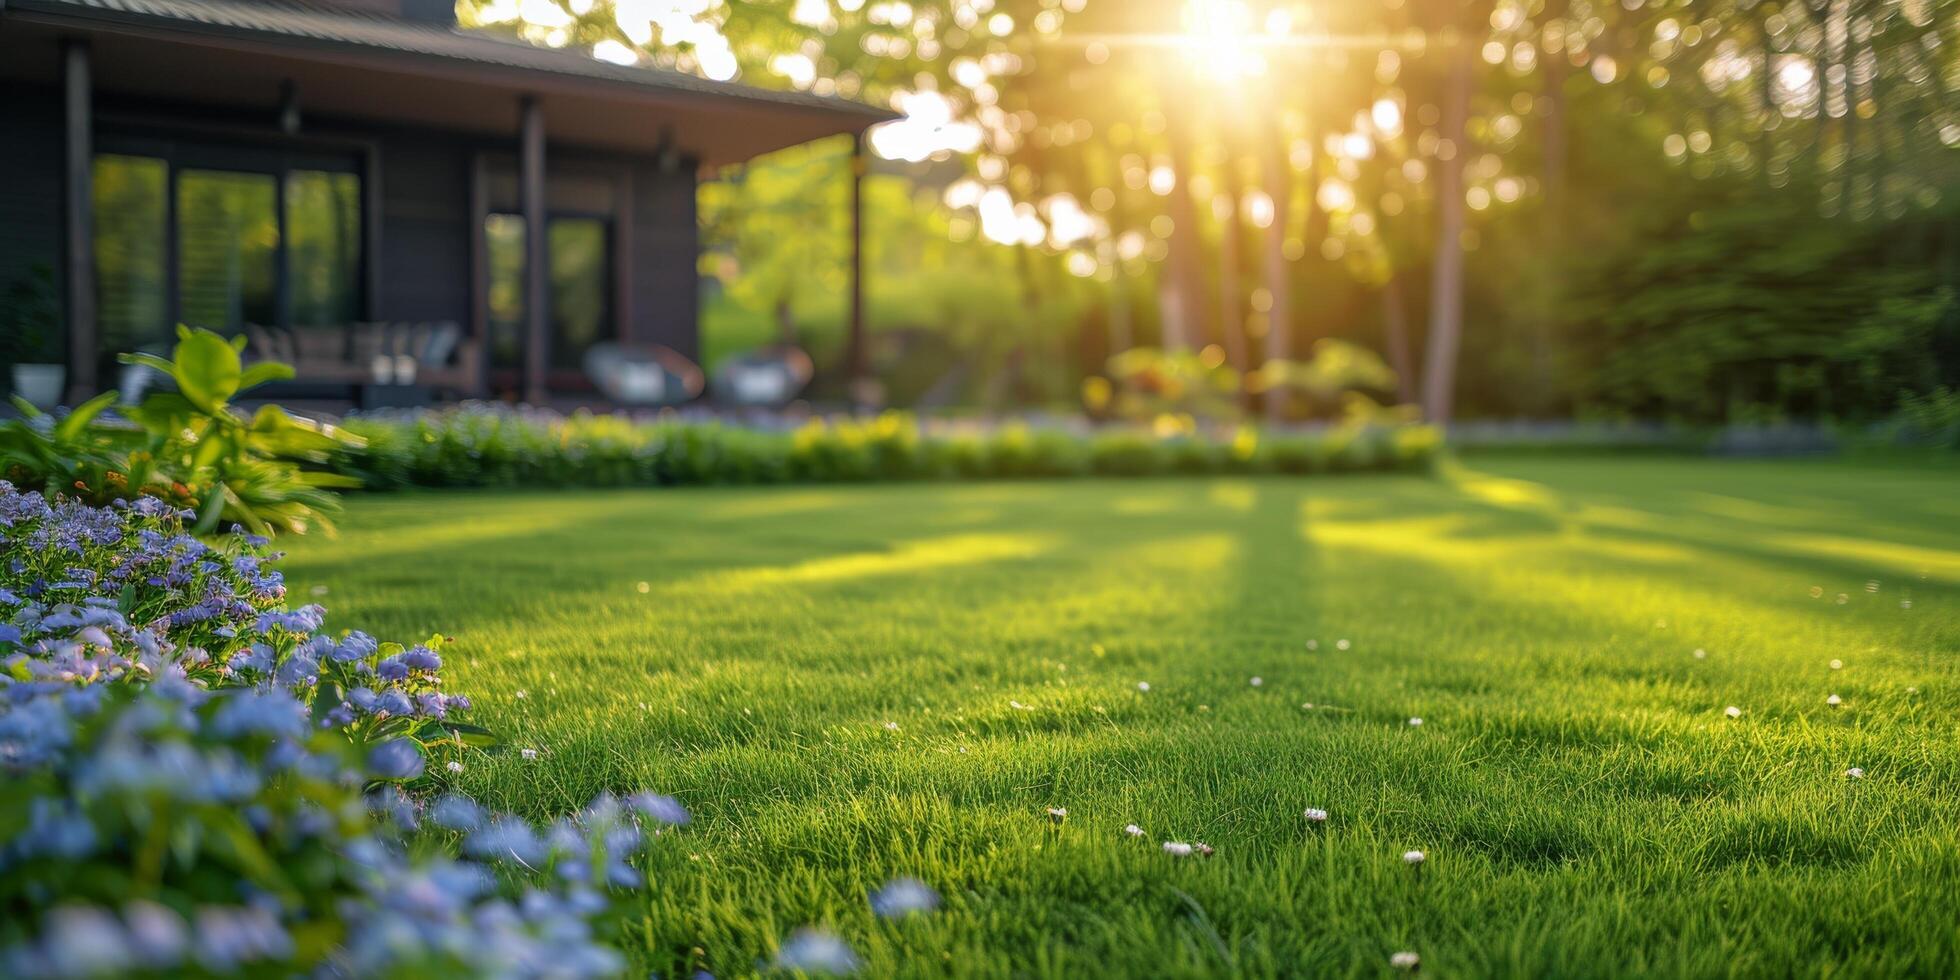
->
xmin=281 ymin=457 xmax=1960 ymax=978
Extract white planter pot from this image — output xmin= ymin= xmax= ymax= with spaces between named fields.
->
xmin=11 ymin=363 xmax=64 ymax=408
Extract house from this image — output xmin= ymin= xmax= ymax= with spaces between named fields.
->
xmin=0 ymin=0 xmax=893 ymax=405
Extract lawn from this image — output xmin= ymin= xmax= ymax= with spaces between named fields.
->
xmin=281 ymin=457 xmax=1960 ymax=978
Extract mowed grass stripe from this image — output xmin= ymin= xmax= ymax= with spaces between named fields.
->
xmin=282 ymin=458 xmax=1960 ymax=978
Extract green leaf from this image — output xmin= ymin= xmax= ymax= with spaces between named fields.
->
xmin=194 ymin=482 xmax=227 ymax=534
xmin=238 ymin=361 xmax=296 ymax=393
xmin=115 ymin=351 xmax=178 ymax=376
xmin=171 ymin=327 xmax=244 ymax=414
xmin=438 ymin=721 xmax=503 ymax=749
xmin=53 ymin=391 xmax=119 ymax=442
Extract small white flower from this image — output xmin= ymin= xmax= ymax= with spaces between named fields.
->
xmin=1407 ymin=717 xmax=1424 ymax=727
xmin=1336 ymin=639 xmax=1351 ymax=651
xmin=1390 ymin=950 xmax=1420 ymax=970
xmin=869 ymin=877 xmax=939 ymax=918
xmin=1249 ymin=676 xmax=1263 ymax=687
xmin=1124 ymin=824 xmax=1145 ymax=837
xmin=1693 ymin=648 xmax=1707 ymax=659
xmin=1046 ymin=807 xmax=1067 ymax=824
xmin=1845 ymin=767 xmax=1865 ymax=779
xmin=1009 ymin=700 xmax=1031 ymax=711
xmin=635 ymin=581 xmax=650 ymax=594
xmin=1163 ymin=841 xmax=1193 ymax=857
xmin=1826 ymin=694 xmax=1842 ymax=707
xmin=514 ymin=690 xmax=528 ymax=700
xmin=1306 ymin=639 xmax=1319 ymax=651
xmin=1137 ymin=681 xmax=1151 ymax=692
xmin=1304 ymin=808 xmax=1328 ymax=823
xmin=445 ymin=760 xmax=464 ymax=774
xmin=1829 ymin=659 xmax=1844 ymax=670
xmin=1403 ymin=849 xmax=1426 ymax=865
xmin=884 ymin=721 xmax=900 ymax=731
xmin=1724 ymin=705 xmax=1742 ymax=719
xmin=520 ymin=748 xmax=538 ymax=760
xmin=773 ymin=929 xmax=860 ymax=975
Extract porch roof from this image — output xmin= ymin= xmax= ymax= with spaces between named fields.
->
xmin=0 ymin=0 xmax=897 ymax=166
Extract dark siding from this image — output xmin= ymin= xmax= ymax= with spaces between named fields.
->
xmin=631 ymin=162 xmax=698 ymax=362
xmin=0 ymin=85 xmax=66 ymax=350
xmin=373 ymin=136 xmax=471 ymax=325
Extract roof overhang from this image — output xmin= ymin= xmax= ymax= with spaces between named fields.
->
xmin=0 ymin=0 xmax=898 ymax=167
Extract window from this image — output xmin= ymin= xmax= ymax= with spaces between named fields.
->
xmin=92 ymin=155 xmax=170 ymax=361
xmin=90 ymin=145 xmax=364 ymax=356
xmin=285 ymin=170 xmax=363 ymax=327
xmin=484 ymin=214 xmax=527 ymax=370
xmin=176 ymin=169 xmax=279 ymax=332
xmin=549 ymin=218 xmax=611 ymax=370
xmin=483 ymin=214 xmax=614 ymax=374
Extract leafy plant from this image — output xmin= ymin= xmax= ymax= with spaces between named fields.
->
xmin=0 ymin=326 xmax=361 ymax=536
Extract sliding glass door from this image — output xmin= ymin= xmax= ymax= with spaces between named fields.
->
xmin=483 ymin=213 xmax=614 ymax=378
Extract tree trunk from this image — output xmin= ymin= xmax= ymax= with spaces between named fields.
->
xmin=1261 ymin=124 xmax=1294 ymax=423
xmin=1383 ymin=273 xmax=1416 ymax=405
xmin=1216 ymin=149 xmax=1248 ymax=405
xmin=1419 ymin=37 xmax=1474 ymax=426
xmin=1533 ymin=0 xmax=1569 ymax=415
xmin=1161 ymin=110 xmax=1210 ymax=353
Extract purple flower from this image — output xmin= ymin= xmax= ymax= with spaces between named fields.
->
xmin=366 ymin=740 xmax=425 ymax=781
xmin=627 ymin=792 xmax=690 ymax=826
xmin=401 ymin=646 xmax=441 ymax=672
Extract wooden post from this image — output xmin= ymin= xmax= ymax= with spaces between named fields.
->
xmin=62 ymin=40 xmax=97 ymax=404
xmin=846 ymin=132 xmax=868 ymax=410
xmin=520 ymin=96 xmax=548 ymax=405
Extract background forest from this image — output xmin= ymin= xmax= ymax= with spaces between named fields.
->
xmin=461 ymin=0 xmax=1960 ymax=428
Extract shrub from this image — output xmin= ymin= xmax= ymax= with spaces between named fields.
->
xmin=335 ymin=407 xmax=1441 ymax=491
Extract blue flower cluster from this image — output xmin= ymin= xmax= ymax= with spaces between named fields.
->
xmin=0 ymin=482 xmax=470 ymax=757
xmin=1 ymin=663 xmax=686 ymax=977
xmin=1 ymin=485 xmax=691 ymax=977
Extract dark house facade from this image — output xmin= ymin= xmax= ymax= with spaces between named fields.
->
xmin=0 ymin=0 xmax=892 ymax=404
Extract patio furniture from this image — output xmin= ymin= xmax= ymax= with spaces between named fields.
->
xmin=712 ymin=345 xmax=815 ymax=408
xmin=581 ymin=342 xmax=705 ymax=407
xmin=244 ymin=322 xmax=481 ymax=404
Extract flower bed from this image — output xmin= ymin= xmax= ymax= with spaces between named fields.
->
xmin=333 ymin=406 xmax=1442 ymax=491
xmin=0 ymin=484 xmax=683 ymax=976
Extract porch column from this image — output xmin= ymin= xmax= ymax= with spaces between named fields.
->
xmin=520 ymin=96 xmax=548 ymax=405
xmin=845 ymin=131 xmax=867 ymax=410
xmin=62 ymin=40 xmax=98 ymax=404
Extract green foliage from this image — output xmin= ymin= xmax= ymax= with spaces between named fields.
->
xmin=1568 ymin=193 xmax=1957 ymax=424
xmin=332 ymin=408 xmax=1440 ymax=491
xmin=0 ymin=326 xmax=360 ymax=535
xmin=1870 ymin=386 xmax=1960 ymax=450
